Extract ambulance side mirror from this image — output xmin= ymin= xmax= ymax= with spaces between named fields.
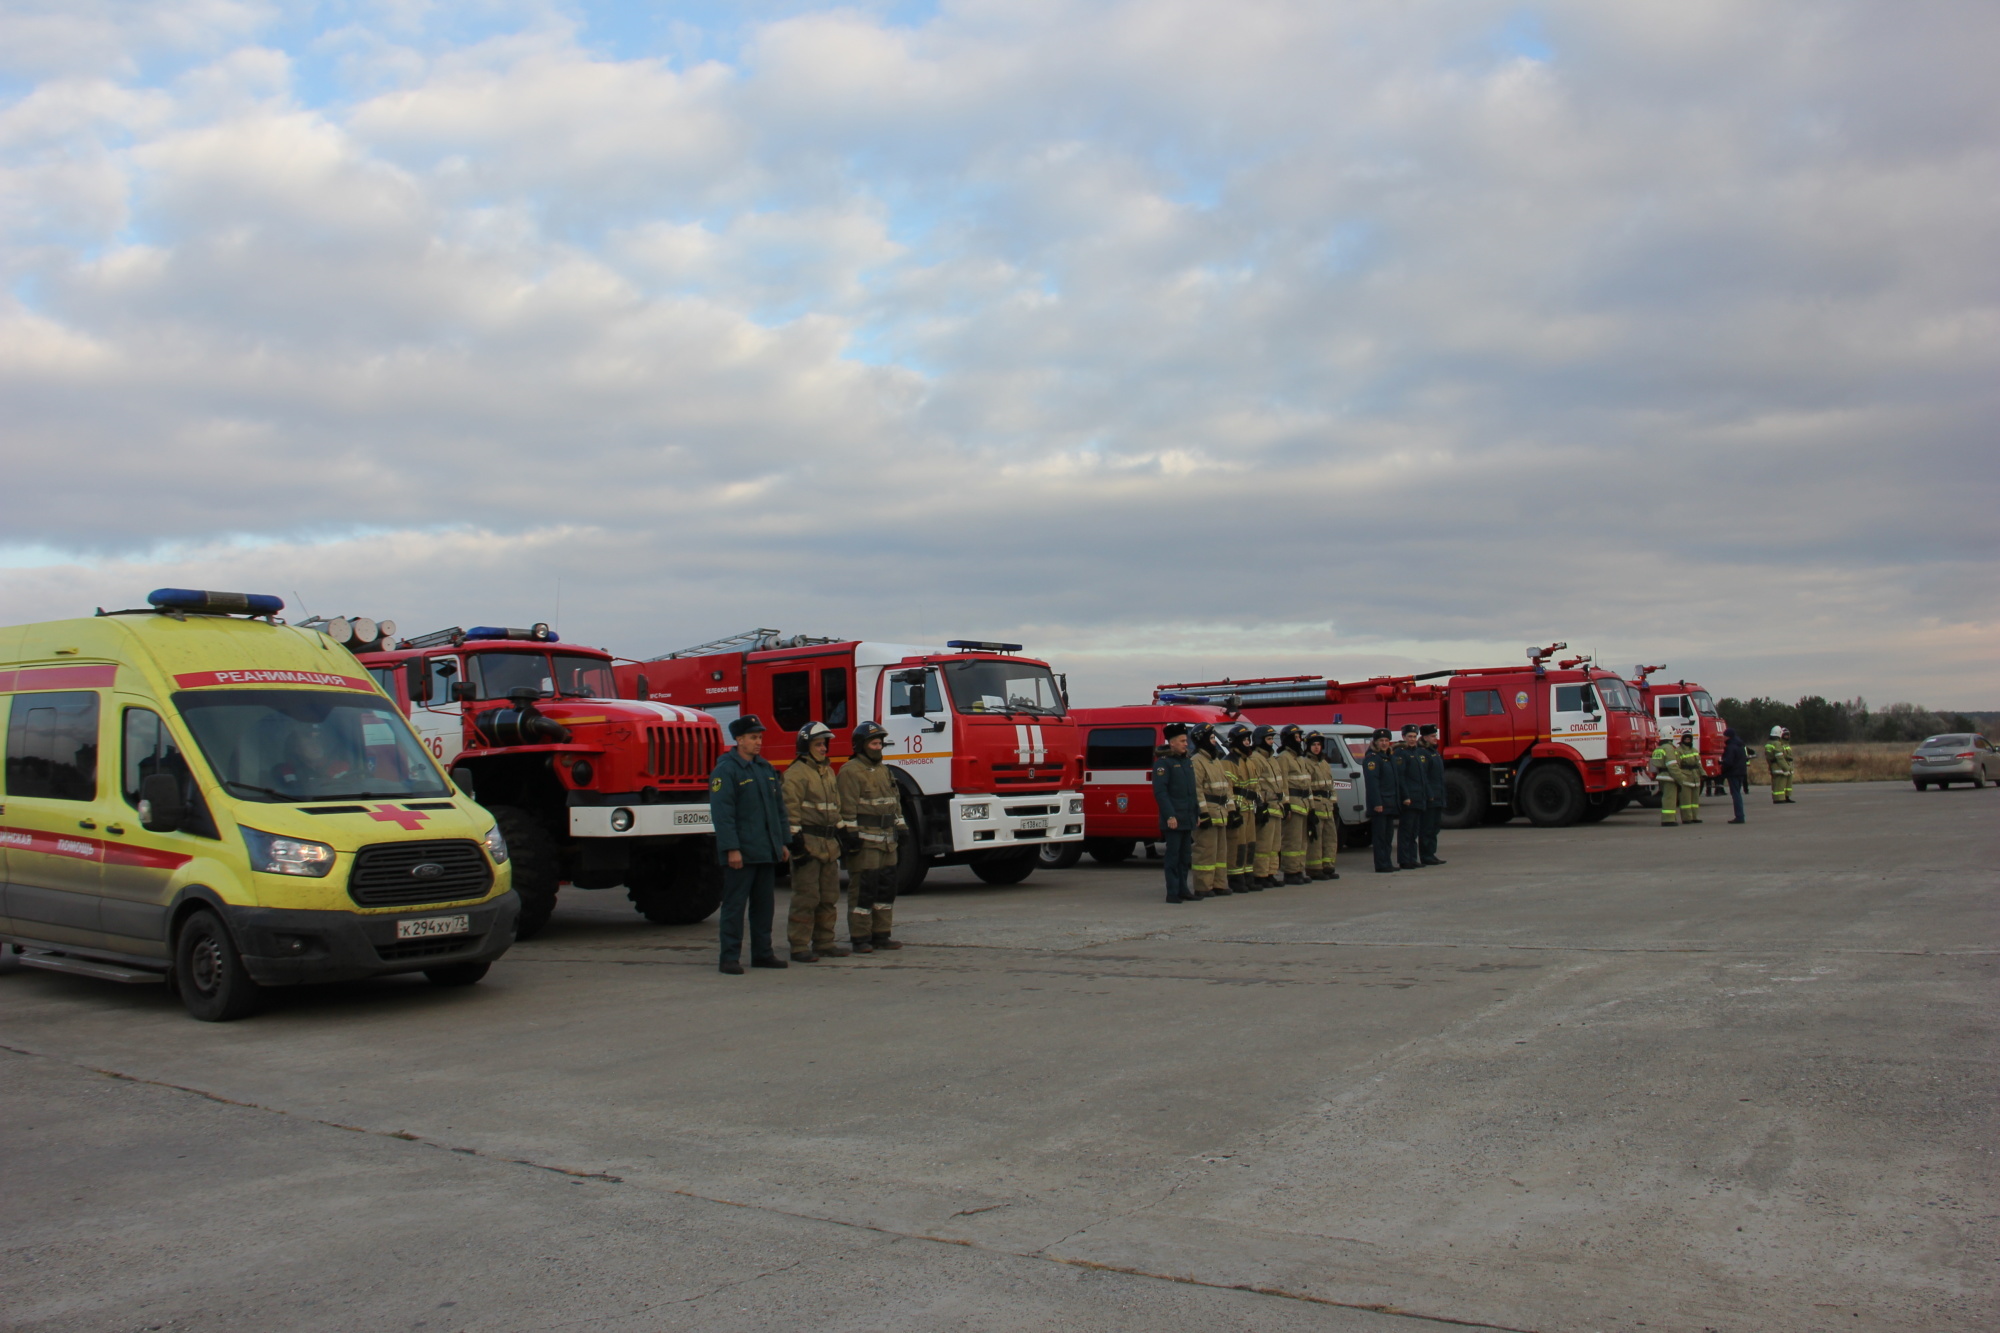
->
xmin=137 ymin=774 xmax=186 ymax=833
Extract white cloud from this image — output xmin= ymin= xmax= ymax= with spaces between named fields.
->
xmin=0 ymin=0 xmax=1995 ymax=706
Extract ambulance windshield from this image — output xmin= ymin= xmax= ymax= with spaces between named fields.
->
xmin=175 ymin=689 xmax=451 ymax=803
xmin=945 ymin=660 xmax=1066 ymax=717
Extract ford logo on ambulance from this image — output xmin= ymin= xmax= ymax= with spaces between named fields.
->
xmin=411 ymin=862 xmax=446 ymax=879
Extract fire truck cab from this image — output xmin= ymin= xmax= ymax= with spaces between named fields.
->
xmin=618 ymin=631 xmax=1083 ymax=892
xmin=1157 ymin=645 xmax=1659 ymax=829
xmin=1628 ymin=667 xmax=1725 ymax=795
xmin=358 ymin=624 xmax=726 ymax=939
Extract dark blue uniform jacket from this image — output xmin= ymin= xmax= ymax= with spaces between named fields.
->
xmin=1720 ymin=730 xmax=1748 ymax=780
xmin=709 ymin=748 xmax=790 ymax=865
xmin=1152 ymin=747 xmax=1198 ymax=835
xmin=1362 ymin=749 xmax=1400 ymax=812
xmin=1420 ymin=746 xmax=1446 ymax=806
xmin=1391 ymin=744 xmax=1428 ymax=809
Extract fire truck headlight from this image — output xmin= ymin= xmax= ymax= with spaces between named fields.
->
xmin=960 ymin=802 xmax=990 ymax=821
xmin=610 ymin=808 xmax=635 ymax=832
xmin=1068 ymin=798 xmax=1084 ymax=814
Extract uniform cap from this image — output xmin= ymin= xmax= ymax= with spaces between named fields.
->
xmin=1418 ymin=724 xmax=1438 ymax=736
xmin=1371 ymin=728 xmax=1392 ymax=741
xmin=729 ymin=714 xmax=766 ymax=738
xmin=1400 ymin=724 xmax=1419 ymax=737
xmin=1162 ymin=722 xmax=1189 ymax=739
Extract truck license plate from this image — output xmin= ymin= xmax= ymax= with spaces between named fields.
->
xmin=397 ymin=914 xmax=470 ymax=940
xmin=1018 ymin=817 xmax=1048 ymax=829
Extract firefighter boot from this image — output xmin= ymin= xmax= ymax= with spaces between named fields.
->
xmin=872 ymin=936 xmax=904 ymax=950
xmin=1284 ymin=872 xmax=1309 ymax=886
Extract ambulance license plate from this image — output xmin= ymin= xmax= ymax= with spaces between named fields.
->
xmin=397 ymin=914 xmax=470 ymax=940
xmin=1018 ymin=817 xmax=1048 ymax=829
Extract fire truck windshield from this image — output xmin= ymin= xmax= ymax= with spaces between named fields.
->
xmin=466 ymin=651 xmax=616 ymax=699
xmin=945 ymin=660 xmax=1066 ymax=717
xmin=1596 ymin=679 xmax=1639 ymax=712
xmin=1689 ymin=691 xmax=1717 ymax=716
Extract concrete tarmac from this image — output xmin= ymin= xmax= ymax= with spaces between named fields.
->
xmin=2 ymin=782 xmax=1994 ymax=1332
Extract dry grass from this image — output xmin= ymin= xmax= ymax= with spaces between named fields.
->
xmin=1749 ymin=741 xmax=1916 ymax=785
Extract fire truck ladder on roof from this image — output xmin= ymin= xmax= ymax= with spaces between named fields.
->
xmin=649 ymin=629 xmax=842 ymax=661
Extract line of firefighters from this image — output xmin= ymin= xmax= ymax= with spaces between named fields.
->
xmin=1153 ymin=721 xmax=1446 ymax=902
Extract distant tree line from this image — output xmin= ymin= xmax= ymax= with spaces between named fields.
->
xmin=1713 ymin=696 xmax=1983 ymax=744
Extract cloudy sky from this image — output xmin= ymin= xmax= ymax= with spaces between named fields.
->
xmin=2 ymin=1 xmax=1994 ymax=708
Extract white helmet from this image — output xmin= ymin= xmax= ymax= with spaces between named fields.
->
xmin=1769 ymin=725 xmax=1784 ymax=738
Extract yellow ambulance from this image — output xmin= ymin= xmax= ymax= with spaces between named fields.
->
xmin=0 ymin=589 xmax=517 ymax=1020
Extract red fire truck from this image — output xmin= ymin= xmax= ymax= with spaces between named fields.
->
xmin=1063 ymin=705 xmax=1376 ymax=866
xmin=1155 ymin=644 xmax=1659 ymax=828
xmin=615 ymin=631 xmax=1083 ymax=893
xmin=358 ymin=624 xmax=726 ymax=939
xmin=1627 ymin=667 xmax=1725 ymax=795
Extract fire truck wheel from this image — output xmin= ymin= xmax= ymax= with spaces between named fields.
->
xmin=1084 ymin=838 xmax=1135 ymax=864
xmin=626 ymin=841 xmax=725 ymax=925
xmin=891 ymin=826 xmax=930 ymax=896
xmin=1516 ymin=765 xmax=1587 ymax=827
xmin=492 ymin=806 xmax=561 ymax=939
xmin=1440 ymin=768 xmax=1487 ymax=830
xmin=971 ymin=851 xmax=1037 ymax=885
xmin=1037 ymin=841 xmax=1084 ymax=870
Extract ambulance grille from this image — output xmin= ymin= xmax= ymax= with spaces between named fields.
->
xmin=644 ymin=724 xmax=722 ymax=783
xmin=348 ymin=840 xmax=492 ymax=907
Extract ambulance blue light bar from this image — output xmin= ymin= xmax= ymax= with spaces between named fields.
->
xmin=149 ymin=588 xmax=285 ymax=616
xmin=466 ymin=624 xmax=559 ymax=643
xmin=947 ymin=640 xmax=1023 ymax=653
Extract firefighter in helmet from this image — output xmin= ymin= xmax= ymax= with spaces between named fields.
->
xmin=1190 ymin=723 xmax=1235 ymax=899
xmin=1304 ymin=731 xmax=1340 ymax=880
xmin=1224 ymin=724 xmax=1259 ymax=892
xmin=781 ymin=721 xmax=848 ymax=962
xmin=837 ymin=720 xmax=906 ymax=952
xmin=1767 ymin=725 xmax=1796 ymax=803
xmin=1275 ymin=724 xmax=1313 ymax=885
xmin=1674 ymin=728 xmax=1704 ymax=824
xmin=1650 ymin=729 xmax=1685 ymax=826
xmin=1247 ymin=725 xmax=1286 ymax=887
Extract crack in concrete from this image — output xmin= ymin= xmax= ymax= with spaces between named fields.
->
xmin=0 ymin=1040 xmax=1536 ymax=1332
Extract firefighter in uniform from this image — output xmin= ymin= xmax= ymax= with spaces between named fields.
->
xmin=1191 ymin=724 xmax=1236 ymax=897
xmin=837 ymin=720 xmax=906 ymax=952
xmin=1151 ymin=723 xmax=1200 ymax=901
xmin=1274 ymin=725 xmax=1314 ymax=885
xmin=1417 ymin=724 xmax=1447 ymax=866
xmin=1767 ymin=725 xmax=1795 ymax=803
xmin=1304 ymin=731 xmax=1339 ymax=880
xmin=1224 ymin=725 xmax=1260 ymax=892
xmin=1391 ymin=725 xmax=1425 ymax=869
xmin=1650 ymin=731 xmax=1686 ymax=826
xmin=1247 ymin=725 xmax=1286 ymax=888
xmin=1674 ymin=729 xmax=1704 ymax=824
xmin=781 ymin=721 xmax=849 ymax=963
xmin=707 ymin=714 xmax=791 ymax=975
xmin=1362 ymin=729 xmax=1400 ymax=873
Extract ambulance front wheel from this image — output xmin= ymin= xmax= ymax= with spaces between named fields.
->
xmin=492 ymin=806 xmax=561 ymax=940
xmin=174 ymin=908 xmax=265 ymax=1022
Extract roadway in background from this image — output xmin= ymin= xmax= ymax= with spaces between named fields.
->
xmin=3 ymin=783 xmax=1994 ymax=1332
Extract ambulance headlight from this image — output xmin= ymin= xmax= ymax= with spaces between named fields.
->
xmin=240 ymin=826 xmax=336 ymax=877
xmin=482 ymin=824 xmax=509 ymax=865
xmin=960 ymin=803 xmax=990 ymax=820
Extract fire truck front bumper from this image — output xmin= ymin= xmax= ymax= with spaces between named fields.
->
xmin=951 ymin=792 xmax=1084 ymax=854
xmin=569 ymin=800 xmax=714 ymax=839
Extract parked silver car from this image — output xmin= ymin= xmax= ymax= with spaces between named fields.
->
xmin=1910 ymin=734 xmax=1999 ymax=790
